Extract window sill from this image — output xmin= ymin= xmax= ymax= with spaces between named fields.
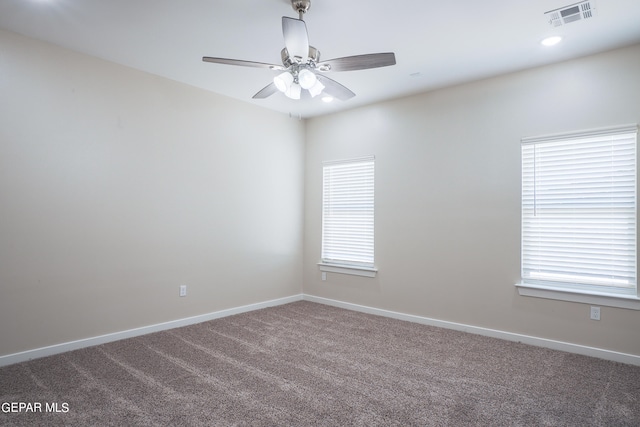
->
xmin=515 ymin=282 xmax=640 ymax=310
xmin=318 ymin=263 xmax=377 ymax=278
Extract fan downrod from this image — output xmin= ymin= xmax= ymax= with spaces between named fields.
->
xmin=291 ymin=0 xmax=311 ymax=19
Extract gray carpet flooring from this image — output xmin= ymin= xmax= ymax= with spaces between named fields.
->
xmin=1 ymin=301 xmax=639 ymax=426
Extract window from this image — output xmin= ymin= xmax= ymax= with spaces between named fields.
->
xmin=518 ymin=125 xmax=639 ymax=308
xmin=319 ymin=156 xmax=376 ymax=277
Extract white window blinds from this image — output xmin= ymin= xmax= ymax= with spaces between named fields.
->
xmin=322 ymin=156 xmax=375 ymax=267
xmin=521 ymin=126 xmax=637 ymax=295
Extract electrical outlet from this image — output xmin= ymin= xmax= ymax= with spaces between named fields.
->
xmin=590 ymin=306 xmax=600 ymax=320
xmin=321 ymin=272 xmax=327 ymax=281
xmin=179 ymin=285 xmax=187 ymax=297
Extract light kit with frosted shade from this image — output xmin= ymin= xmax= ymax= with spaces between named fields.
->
xmin=273 ymin=67 xmax=326 ymax=99
xmin=308 ymin=79 xmax=325 ymax=97
xmin=541 ymin=36 xmax=563 ymax=46
xmin=298 ymin=68 xmax=317 ymax=89
xmin=284 ymin=82 xmax=301 ymax=99
xmin=273 ymin=72 xmax=294 ymax=92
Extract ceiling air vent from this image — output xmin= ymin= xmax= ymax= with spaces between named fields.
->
xmin=545 ymin=1 xmax=596 ymax=27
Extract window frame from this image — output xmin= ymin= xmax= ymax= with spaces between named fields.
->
xmin=318 ymin=156 xmax=377 ymax=278
xmin=516 ymin=125 xmax=640 ymax=310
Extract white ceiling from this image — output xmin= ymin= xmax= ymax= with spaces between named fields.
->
xmin=1 ymin=0 xmax=640 ymax=118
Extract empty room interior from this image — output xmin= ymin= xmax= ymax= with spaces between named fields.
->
xmin=1 ymin=0 xmax=640 ymax=425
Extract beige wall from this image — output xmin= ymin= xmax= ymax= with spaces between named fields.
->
xmin=2 ymin=26 xmax=639 ymax=360
xmin=0 ymin=30 xmax=304 ymax=356
xmin=303 ymin=44 xmax=640 ymax=356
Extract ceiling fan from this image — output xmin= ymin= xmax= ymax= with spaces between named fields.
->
xmin=202 ymin=0 xmax=396 ymax=102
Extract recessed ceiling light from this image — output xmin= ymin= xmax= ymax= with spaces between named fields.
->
xmin=321 ymin=96 xmax=334 ymax=103
xmin=541 ymin=36 xmax=563 ymax=46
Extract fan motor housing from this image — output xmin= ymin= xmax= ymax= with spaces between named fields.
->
xmin=281 ymin=46 xmax=320 ymax=68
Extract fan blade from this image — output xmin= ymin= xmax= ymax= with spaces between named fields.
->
xmin=252 ymin=82 xmax=279 ymax=99
xmin=315 ymin=74 xmax=355 ymax=101
xmin=282 ymin=17 xmax=309 ymax=61
xmin=317 ymin=53 xmax=396 ymax=72
xmin=203 ymin=57 xmax=284 ymax=70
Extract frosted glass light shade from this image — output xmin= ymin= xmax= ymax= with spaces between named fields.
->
xmin=285 ymin=83 xmax=301 ymax=100
xmin=274 ymin=72 xmax=293 ymax=92
xmin=308 ymin=79 xmax=325 ymax=97
xmin=298 ymin=69 xmax=317 ymax=89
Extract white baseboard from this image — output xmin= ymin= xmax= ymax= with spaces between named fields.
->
xmin=3 ymin=293 xmax=638 ymax=368
xmin=303 ymin=294 xmax=640 ymax=367
xmin=0 ymin=294 xmax=303 ymax=367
